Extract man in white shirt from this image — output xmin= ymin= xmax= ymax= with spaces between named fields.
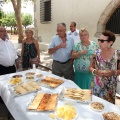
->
xmin=0 ymin=26 xmax=18 ymax=75
xmin=67 ymin=22 xmax=80 ymax=45
xmin=0 ymin=26 xmax=18 ymax=119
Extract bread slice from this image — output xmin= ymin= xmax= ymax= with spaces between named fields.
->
xmin=37 ymin=94 xmax=51 ymax=111
xmin=28 ymin=93 xmax=44 ymax=110
xmin=45 ymin=94 xmax=58 ymax=110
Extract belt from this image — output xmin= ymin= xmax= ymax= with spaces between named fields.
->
xmin=54 ymin=59 xmax=70 ymax=64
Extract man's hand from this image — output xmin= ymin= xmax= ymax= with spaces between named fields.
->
xmin=38 ymin=59 xmax=41 ymax=63
xmin=15 ymin=60 xmax=19 ymax=69
xmin=59 ymin=42 xmax=66 ymax=48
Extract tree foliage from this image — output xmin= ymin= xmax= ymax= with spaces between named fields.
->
xmin=1 ymin=0 xmax=34 ymax=43
xmin=1 ymin=11 xmax=33 ymax=28
xmin=22 ymin=13 xmax=33 ymax=28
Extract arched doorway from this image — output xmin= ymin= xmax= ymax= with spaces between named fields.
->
xmin=95 ymin=0 xmax=120 ymax=37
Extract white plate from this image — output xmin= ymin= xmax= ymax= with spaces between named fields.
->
xmin=55 ymin=105 xmax=78 ymax=120
xmin=61 ymin=87 xmax=91 ymax=104
xmin=8 ymin=75 xmax=23 ymax=87
xmin=9 ymin=81 xmax=41 ymax=97
xmin=89 ymin=102 xmax=105 ymax=112
xmin=101 ymin=111 xmax=120 ymax=120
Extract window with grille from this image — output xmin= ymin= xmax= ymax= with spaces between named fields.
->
xmin=105 ymin=6 xmax=120 ymax=34
xmin=40 ymin=0 xmax=51 ymax=23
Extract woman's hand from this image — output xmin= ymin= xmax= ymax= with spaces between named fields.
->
xmin=103 ymin=70 xmax=115 ymax=77
xmin=81 ymin=50 xmax=87 ymax=55
xmin=95 ymin=70 xmax=115 ymax=77
xmin=95 ymin=70 xmax=105 ymax=77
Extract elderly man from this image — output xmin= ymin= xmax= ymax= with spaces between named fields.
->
xmin=48 ymin=23 xmax=74 ymax=80
xmin=0 ymin=26 xmax=18 ymax=119
xmin=0 ymin=26 xmax=18 ymax=75
xmin=67 ymin=22 xmax=80 ymax=45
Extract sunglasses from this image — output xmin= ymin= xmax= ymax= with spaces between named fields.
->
xmin=98 ymin=39 xmax=108 ymax=43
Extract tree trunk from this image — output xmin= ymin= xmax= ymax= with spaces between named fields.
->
xmin=11 ymin=0 xmax=23 ymax=43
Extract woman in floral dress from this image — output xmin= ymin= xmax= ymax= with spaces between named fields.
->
xmin=72 ymin=28 xmax=98 ymax=89
xmin=89 ymin=30 xmax=120 ymax=104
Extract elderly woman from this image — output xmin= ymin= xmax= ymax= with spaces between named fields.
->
xmin=72 ymin=28 xmax=98 ymax=89
xmin=21 ymin=28 xmax=40 ymax=70
xmin=89 ymin=30 xmax=120 ymax=104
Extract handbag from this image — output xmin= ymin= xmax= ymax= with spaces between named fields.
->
xmin=29 ymin=57 xmax=39 ymax=67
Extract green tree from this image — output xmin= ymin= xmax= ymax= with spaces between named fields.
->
xmin=2 ymin=0 xmax=34 ymax=43
xmin=7 ymin=13 xmax=17 ymax=34
xmin=22 ymin=13 xmax=33 ymax=29
xmin=0 ymin=11 xmax=5 ymax=25
xmin=1 ymin=12 xmax=17 ymax=34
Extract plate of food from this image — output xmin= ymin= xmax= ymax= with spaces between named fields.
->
xmin=55 ymin=104 xmax=78 ymax=120
xmin=39 ymin=76 xmax=64 ymax=88
xmin=26 ymin=72 xmax=35 ymax=75
xmin=89 ymin=102 xmax=105 ymax=112
xmin=102 ymin=112 xmax=120 ymax=120
xmin=9 ymin=75 xmax=23 ymax=86
xmin=10 ymin=81 xmax=41 ymax=96
xmin=36 ymin=73 xmax=43 ymax=78
xmin=61 ymin=87 xmax=92 ymax=103
xmin=26 ymin=72 xmax=35 ymax=81
xmin=28 ymin=92 xmax=58 ymax=111
xmin=12 ymin=75 xmax=22 ymax=78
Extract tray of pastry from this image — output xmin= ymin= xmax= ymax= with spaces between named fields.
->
xmin=8 ymin=74 xmax=23 ymax=86
xmin=38 ymin=76 xmax=64 ymax=88
xmin=10 ymin=81 xmax=41 ymax=97
xmin=60 ymin=87 xmax=92 ymax=103
xmin=28 ymin=92 xmax=58 ymax=111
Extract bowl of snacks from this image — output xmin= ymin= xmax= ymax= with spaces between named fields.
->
xmin=102 ymin=112 xmax=120 ymax=120
xmin=26 ymin=72 xmax=35 ymax=81
xmin=55 ymin=104 xmax=78 ymax=120
xmin=90 ymin=102 xmax=105 ymax=112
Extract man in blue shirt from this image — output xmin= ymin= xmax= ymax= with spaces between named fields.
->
xmin=48 ymin=23 xmax=74 ymax=80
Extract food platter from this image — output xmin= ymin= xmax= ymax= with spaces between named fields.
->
xmin=39 ymin=76 xmax=64 ymax=88
xmin=101 ymin=111 xmax=120 ymax=120
xmin=8 ymin=74 xmax=23 ymax=86
xmin=61 ymin=87 xmax=92 ymax=103
xmin=89 ymin=102 xmax=105 ymax=112
xmin=9 ymin=81 xmax=41 ymax=97
xmin=28 ymin=92 xmax=58 ymax=111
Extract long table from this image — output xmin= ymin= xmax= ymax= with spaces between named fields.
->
xmin=0 ymin=69 xmax=120 ymax=120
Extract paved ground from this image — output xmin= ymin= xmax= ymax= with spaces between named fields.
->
xmin=0 ymin=34 xmax=120 ymax=120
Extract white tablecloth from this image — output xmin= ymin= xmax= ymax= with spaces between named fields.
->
xmin=0 ymin=69 xmax=120 ymax=120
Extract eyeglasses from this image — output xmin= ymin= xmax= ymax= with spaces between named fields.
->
xmin=98 ymin=39 xmax=108 ymax=43
xmin=80 ymin=34 xmax=88 ymax=36
xmin=57 ymin=30 xmax=64 ymax=32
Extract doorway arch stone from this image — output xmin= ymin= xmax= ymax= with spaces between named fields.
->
xmin=95 ymin=0 xmax=120 ymax=37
